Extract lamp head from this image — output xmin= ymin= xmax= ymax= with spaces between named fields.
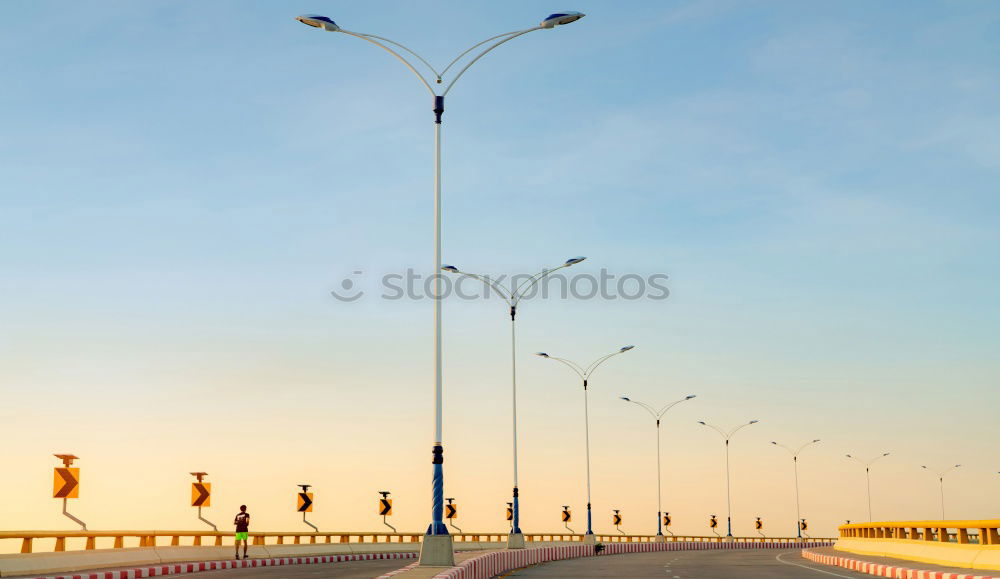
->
xmin=620 ymin=345 xmax=635 ymax=352
xmin=535 ymin=352 xmax=549 ymax=358
xmin=770 ymin=441 xmax=778 ymax=445
xmin=882 ymin=452 xmax=891 ymax=457
xmin=697 ymin=421 xmax=706 ymax=426
xmin=619 ymin=396 xmax=630 ymax=401
xmin=813 ymin=439 xmax=821 ymax=443
xmin=749 ymin=420 xmax=759 ymax=424
xmin=685 ymin=394 xmax=696 ymax=400
xmin=564 ymin=256 xmax=586 ymax=266
xmin=540 ymin=11 xmax=585 ymax=29
xmin=441 ymin=265 xmax=459 ymax=273
xmin=846 ymin=454 xmax=853 ymax=458
xmin=295 ymin=15 xmax=340 ymax=31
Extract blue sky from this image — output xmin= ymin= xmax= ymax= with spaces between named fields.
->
xmin=1 ymin=1 xmax=999 ymax=536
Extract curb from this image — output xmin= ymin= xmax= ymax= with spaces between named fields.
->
xmin=802 ymin=549 xmax=999 ymax=579
xmin=423 ymin=541 xmax=834 ymax=579
xmin=15 ymin=552 xmax=418 ymax=579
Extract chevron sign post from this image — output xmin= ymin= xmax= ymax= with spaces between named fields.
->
xmin=190 ymin=472 xmax=217 ymax=531
xmin=52 ymin=454 xmax=86 ymax=530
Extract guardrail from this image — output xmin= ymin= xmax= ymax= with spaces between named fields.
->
xmin=1 ymin=531 xmax=833 ymax=554
xmin=839 ymin=520 xmax=1000 ymax=545
xmin=836 ymin=520 xmax=1000 ymax=571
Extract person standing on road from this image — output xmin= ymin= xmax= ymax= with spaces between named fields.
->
xmin=234 ymin=505 xmax=250 ymax=559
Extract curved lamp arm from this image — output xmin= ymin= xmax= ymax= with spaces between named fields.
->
xmin=541 ymin=354 xmax=587 ymax=380
xmin=337 ymin=30 xmax=436 ymax=96
xmin=728 ymin=420 xmax=759 ymax=438
xmin=620 ymin=397 xmax=658 ymax=420
xmin=446 ymin=270 xmax=514 ymax=304
xmin=440 ymin=29 xmax=531 ymax=78
xmin=354 ymin=31 xmax=443 ymax=80
xmin=511 ymin=263 xmax=570 ymax=305
xmin=443 ymin=27 xmax=542 ymax=96
xmin=657 ymin=395 xmax=696 ymax=418
xmin=698 ymin=421 xmax=728 ymax=440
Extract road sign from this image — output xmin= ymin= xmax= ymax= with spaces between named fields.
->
xmin=612 ymin=511 xmax=622 ymax=526
xmin=561 ymin=507 xmax=571 ymax=522
xmin=800 ymin=519 xmax=808 ymax=531
xmin=709 ymin=515 xmax=718 ymax=528
xmin=445 ymin=503 xmax=457 ymax=519
xmin=663 ymin=513 xmax=671 ymax=527
xmin=379 ymin=497 xmax=392 ymax=516
xmin=755 ymin=517 xmax=763 ymax=530
xmin=297 ymin=492 xmax=314 ymax=513
xmin=53 ymin=468 xmax=79 ymax=499
xmin=191 ymin=482 xmax=211 ymax=507
xmin=506 ymin=505 xmax=513 ymax=521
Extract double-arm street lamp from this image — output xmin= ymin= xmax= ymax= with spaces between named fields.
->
xmin=442 ymin=257 xmax=586 ymax=547
xmin=698 ymin=420 xmax=759 ymax=539
xmin=620 ymin=395 xmax=696 ymax=538
xmin=845 ymin=452 xmax=890 ymax=523
xmin=537 ymin=346 xmax=636 ymax=539
xmin=921 ymin=464 xmax=961 ymax=520
xmin=770 ymin=439 xmax=820 ymax=539
xmin=293 ymin=11 xmax=585 ymax=565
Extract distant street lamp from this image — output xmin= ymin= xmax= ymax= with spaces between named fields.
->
xmin=294 ymin=10 xmax=585 ymax=566
xmin=845 ymin=453 xmax=890 ymax=522
xmin=921 ymin=464 xmax=961 ymax=520
xmin=770 ymin=439 xmax=820 ymax=539
xmin=537 ymin=346 xmax=635 ymax=538
xmin=698 ymin=420 xmax=759 ymax=539
xmin=620 ymin=394 xmax=696 ymax=537
xmin=442 ymin=257 xmax=586 ymax=547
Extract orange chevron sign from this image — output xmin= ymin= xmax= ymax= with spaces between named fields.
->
xmin=755 ymin=517 xmax=763 ymax=530
xmin=52 ymin=468 xmax=79 ymax=499
xmin=709 ymin=515 xmax=718 ymax=528
xmin=445 ymin=503 xmax=457 ymax=519
xmin=378 ymin=498 xmax=392 ymax=516
xmin=297 ymin=492 xmax=314 ymax=513
xmin=506 ymin=506 xmax=513 ymax=521
xmin=663 ymin=513 xmax=671 ymax=527
xmin=561 ymin=508 xmax=571 ymax=522
xmin=191 ymin=482 xmax=211 ymax=507
xmin=612 ymin=512 xmax=622 ymax=526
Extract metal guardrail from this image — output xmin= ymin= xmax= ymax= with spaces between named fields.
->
xmin=839 ymin=520 xmax=1000 ymax=545
xmin=0 ymin=531 xmax=835 ymax=554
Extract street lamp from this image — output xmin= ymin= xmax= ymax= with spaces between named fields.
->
xmin=770 ymin=439 xmax=820 ymax=539
xmin=536 ymin=346 xmax=635 ymax=540
xmin=921 ymin=464 xmax=961 ymax=520
xmin=845 ymin=452 xmax=890 ymax=522
xmin=442 ymin=257 xmax=586 ymax=548
xmin=698 ymin=420 xmax=759 ymax=539
xmin=295 ymin=10 xmax=585 ymax=566
xmin=620 ymin=394 xmax=696 ymax=538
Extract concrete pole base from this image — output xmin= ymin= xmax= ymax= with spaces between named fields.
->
xmin=419 ymin=534 xmax=455 ymax=567
xmin=583 ymin=534 xmax=597 ymax=545
xmin=724 ymin=535 xmax=735 ymax=543
xmin=656 ymin=534 xmax=667 ymax=543
xmin=507 ymin=533 xmax=525 ymax=549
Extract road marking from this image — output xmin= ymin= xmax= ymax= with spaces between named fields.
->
xmin=775 ymin=551 xmax=856 ymax=578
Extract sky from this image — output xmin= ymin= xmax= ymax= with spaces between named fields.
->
xmin=1 ymin=0 xmax=999 ymax=548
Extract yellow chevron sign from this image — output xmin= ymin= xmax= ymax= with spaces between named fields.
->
xmin=378 ymin=498 xmax=392 ymax=516
xmin=445 ymin=503 xmax=457 ymax=519
xmin=755 ymin=517 xmax=763 ymax=530
xmin=297 ymin=492 xmax=313 ymax=513
xmin=709 ymin=515 xmax=718 ymax=528
xmin=561 ymin=508 xmax=571 ymax=522
xmin=191 ymin=482 xmax=211 ymax=507
xmin=663 ymin=513 xmax=671 ymax=527
xmin=506 ymin=506 xmax=513 ymax=521
xmin=612 ymin=512 xmax=622 ymax=526
xmin=53 ymin=468 xmax=79 ymax=499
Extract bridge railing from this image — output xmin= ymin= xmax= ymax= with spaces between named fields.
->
xmin=1 ymin=531 xmax=832 ymax=554
xmin=839 ymin=520 xmax=1000 ymax=545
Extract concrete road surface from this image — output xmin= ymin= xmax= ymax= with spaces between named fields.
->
xmin=508 ymin=549 xmax=874 ymax=578
xmin=187 ymin=559 xmax=409 ymax=579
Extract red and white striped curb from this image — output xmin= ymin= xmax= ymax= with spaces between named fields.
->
xmin=375 ymin=562 xmax=421 ymax=578
xmin=426 ymin=541 xmax=834 ymax=579
xmin=802 ymin=548 xmax=999 ymax=579
xmin=18 ymin=552 xmax=418 ymax=579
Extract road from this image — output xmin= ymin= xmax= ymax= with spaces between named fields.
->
xmin=186 ymin=559 xmax=409 ymax=579
xmin=508 ymin=549 xmax=873 ymax=578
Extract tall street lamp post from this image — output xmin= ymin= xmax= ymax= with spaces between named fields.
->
xmin=921 ymin=464 xmax=961 ymax=520
xmin=536 ymin=346 xmax=635 ymax=542
xmin=442 ymin=257 xmax=585 ymax=548
xmin=620 ymin=395 xmax=696 ymax=539
xmin=770 ymin=439 xmax=820 ymax=539
xmin=294 ymin=11 xmax=585 ymax=565
xmin=698 ymin=420 xmax=759 ymax=540
xmin=845 ymin=452 xmax=890 ymax=523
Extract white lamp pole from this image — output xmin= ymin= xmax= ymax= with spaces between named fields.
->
xmin=620 ymin=395 xmax=696 ymax=537
xmin=537 ymin=346 xmax=635 ymax=539
xmin=442 ymin=257 xmax=585 ymax=547
xmin=293 ymin=11 xmax=585 ymax=565
xmin=770 ymin=439 xmax=820 ymax=539
xmin=698 ymin=420 xmax=759 ymax=539
xmin=921 ymin=464 xmax=961 ymax=520
xmin=845 ymin=452 xmax=890 ymax=523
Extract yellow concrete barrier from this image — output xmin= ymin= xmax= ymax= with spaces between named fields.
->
xmin=837 ymin=520 xmax=1000 ymax=571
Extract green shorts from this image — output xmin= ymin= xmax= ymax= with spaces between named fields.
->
xmin=235 ymin=532 xmax=249 ymax=541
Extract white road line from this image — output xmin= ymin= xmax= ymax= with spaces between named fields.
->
xmin=775 ymin=552 xmax=857 ymax=578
